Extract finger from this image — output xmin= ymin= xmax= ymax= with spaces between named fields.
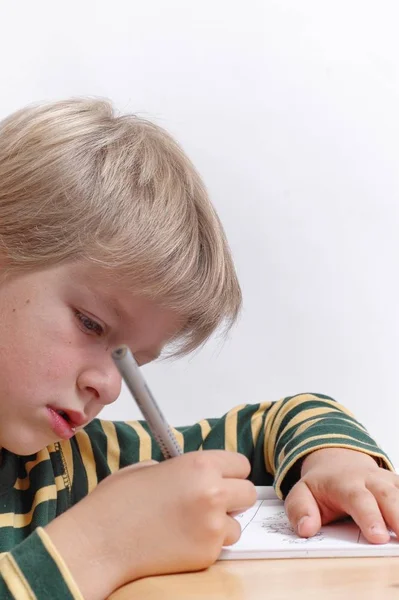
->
xmin=366 ymin=480 xmax=399 ymax=539
xmin=185 ymin=450 xmax=252 ymax=480
xmin=285 ymin=480 xmax=322 ymax=538
xmin=340 ymin=486 xmax=390 ymax=544
xmin=211 ymin=450 xmax=252 ymax=479
xmin=223 ymin=515 xmax=243 ymax=546
xmin=224 ymin=479 xmax=257 ymax=513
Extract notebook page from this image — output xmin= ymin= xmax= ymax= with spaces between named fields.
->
xmin=219 ymin=488 xmax=399 ymax=560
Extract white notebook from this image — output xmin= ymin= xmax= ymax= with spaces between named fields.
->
xmin=219 ymin=486 xmax=399 ymax=560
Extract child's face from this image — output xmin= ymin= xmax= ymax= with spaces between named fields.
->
xmin=0 ymin=261 xmax=183 ymax=455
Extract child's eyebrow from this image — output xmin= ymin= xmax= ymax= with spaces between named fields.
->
xmin=72 ymin=278 xmax=128 ymax=321
xmin=105 ymin=296 xmax=130 ymax=321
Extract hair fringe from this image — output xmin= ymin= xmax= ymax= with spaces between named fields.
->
xmin=0 ymin=98 xmax=242 ymax=354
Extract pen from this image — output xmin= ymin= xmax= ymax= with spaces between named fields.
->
xmin=112 ymin=345 xmax=183 ymax=459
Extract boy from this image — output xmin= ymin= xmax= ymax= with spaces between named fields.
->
xmin=0 ymin=98 xmax=397 ymax=600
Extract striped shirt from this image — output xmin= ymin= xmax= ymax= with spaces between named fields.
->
xmin=0 ymin=393 xmax=392 ymax=599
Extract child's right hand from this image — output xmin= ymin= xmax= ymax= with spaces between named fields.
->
xmin=45 ymin=450 xmax=256 ymax=600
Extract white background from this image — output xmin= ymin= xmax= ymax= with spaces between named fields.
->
xmin=1 ymin=1 xmax=398 ymax=463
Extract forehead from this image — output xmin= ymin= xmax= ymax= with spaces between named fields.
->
xmin=68 ymin=261 xmax=185 ymax=338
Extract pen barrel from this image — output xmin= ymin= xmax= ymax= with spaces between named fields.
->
xmin=112 ymin=348 xmax=182 ymax=459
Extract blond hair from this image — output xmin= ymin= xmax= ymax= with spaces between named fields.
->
xmin=0 ymin=98 xmax=241 ymax=354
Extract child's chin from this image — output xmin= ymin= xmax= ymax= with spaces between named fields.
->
xmin=1 ymin=429 xmax=54 ymax=457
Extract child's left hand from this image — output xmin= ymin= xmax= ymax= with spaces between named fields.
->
xmin=285 ymin=448 xmax=399 ymax=543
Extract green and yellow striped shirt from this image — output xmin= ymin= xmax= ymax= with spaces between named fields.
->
xmin=0 ymin=393 xmax=393 ymax=599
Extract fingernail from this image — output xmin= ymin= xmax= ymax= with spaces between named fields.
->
xmin=297 ymin=516 xmax=309 ymax=535
xmin=370 ymin=524 xmax=387 ymax=537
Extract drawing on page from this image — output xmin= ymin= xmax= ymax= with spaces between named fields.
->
xmin=260 ymin=510 xmax=325 ymax=544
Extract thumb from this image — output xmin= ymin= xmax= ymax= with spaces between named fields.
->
xmin=284 ymin=480 xmax=322 ymax=538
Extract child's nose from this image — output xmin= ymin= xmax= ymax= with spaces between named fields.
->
xmin=76 ymin=366 xmax=122 ymax=406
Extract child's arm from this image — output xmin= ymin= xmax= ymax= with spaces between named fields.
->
xmin=66 ymin=392 xmax=393 ymax=541
xmin=45 ymin=451 xmax=255 ymax=600
xmin=0 ymin=528 xmax=85 ymax=600
xmin=260 ymin=392 xmax=393 ymax=497
xmin=0 ymin=452 xmax=255 ymax=600
xmin=258 ymin=393 xmax=397 ymax=543
xmin=79 ymin=392 xmax=391 ymax=496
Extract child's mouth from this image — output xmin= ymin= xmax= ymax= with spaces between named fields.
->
xmin=47 ymin=406 xmax=76 ymax=440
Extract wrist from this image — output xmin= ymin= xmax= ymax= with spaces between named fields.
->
xmin=301 ymin=447 xmax=379 ymax=477
xmin=45 ymin=504 xmax=121 ymax=600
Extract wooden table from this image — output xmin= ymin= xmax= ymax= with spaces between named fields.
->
xmin=110 ymin=557 xmax=399 ymax=599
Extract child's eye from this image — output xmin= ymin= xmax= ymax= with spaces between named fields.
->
xmin=75 ymin=311 xmax=104 ymax=337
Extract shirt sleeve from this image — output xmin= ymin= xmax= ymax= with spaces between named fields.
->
xmin=262 ymin=393 xmax=394 ymax=497
xmin=71 ymin=392 xmax=393 ymax=502
xmin=0 ymin=528 xmax=84 ymax=600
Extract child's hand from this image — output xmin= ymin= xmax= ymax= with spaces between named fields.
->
xmin=45 ymin=451 xmax=256 ymax=600
xmin=285 ymin=448 xmax=399 ymax=544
